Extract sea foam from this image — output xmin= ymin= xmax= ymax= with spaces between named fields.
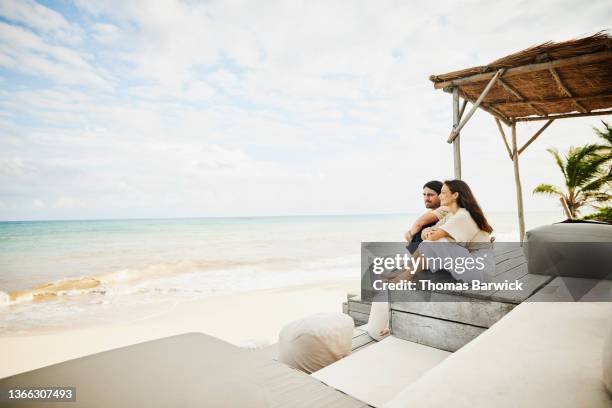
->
xmin=0 ymin=291 xmax=9 ymax=306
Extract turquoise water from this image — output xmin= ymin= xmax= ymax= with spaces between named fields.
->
xmin=0 ymin=214 xmax=406 ymax=292
xmin=0 ymin=211 xmax=562 ymax=334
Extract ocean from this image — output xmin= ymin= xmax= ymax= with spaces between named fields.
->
xmin=0 ymin=211 xmax=561 ymax=335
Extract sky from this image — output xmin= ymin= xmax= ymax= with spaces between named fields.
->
xmin=0 ymin=0 xmax=611 ymax=221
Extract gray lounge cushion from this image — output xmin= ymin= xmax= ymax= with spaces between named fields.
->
xmin=524 ymin=222 xmax=612 ymax=278
xmin=0 ymin=332 xmax=367 ymax=408
xmin=526 ymin=221 xmax=612 ymax=243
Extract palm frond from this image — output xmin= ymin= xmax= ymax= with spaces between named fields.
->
xmin=579 ymin=172 xmax=612 ymax=193
xmin=581 ymin=191 xmax=612 ymax=203
xmin=593 ymin=121 xmax=612 ymax=146
xmin=545 ymin=148 xmax=567 ymax=179
xmin=533 ymin=184 xmax=563 ymax=196
xmin=573 ymin=153 xmax=612 ymax=187
xmin=565 ymin=144 xmax=607 ymax=188
xmin=582 ymin=206 xmax=612 ymax=222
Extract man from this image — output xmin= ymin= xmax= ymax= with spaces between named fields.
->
xmin=404 ymin=180 xmax=449 ymax=252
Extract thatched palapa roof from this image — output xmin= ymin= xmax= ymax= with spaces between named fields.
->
xmin=430 ymin=32 xmax=612 ymax=123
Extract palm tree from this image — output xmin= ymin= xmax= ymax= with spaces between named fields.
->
xmin=580 ymin=121 xmax=612 ymax=222
xmin=593 ymin=120 xmax=612 ymax=148
xmin=593 ymin=120 xmax=612 ymax=183
xmin=533 ymin=144 xmax=612 ymax=219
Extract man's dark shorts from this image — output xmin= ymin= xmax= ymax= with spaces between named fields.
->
xmin=407 ymin=221 xmax=437 ymax=254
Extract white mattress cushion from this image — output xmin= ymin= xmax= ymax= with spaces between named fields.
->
xmin=384 ymin=302 xmax=611 ymax=408
xmin=278 ymin=313 xmax=353 ymax=374
xmin=312 ymin=336 xmax=450 ymax=407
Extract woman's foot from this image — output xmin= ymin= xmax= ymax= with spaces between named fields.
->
xmin=378 ymin=328 xmax=390 ymax=338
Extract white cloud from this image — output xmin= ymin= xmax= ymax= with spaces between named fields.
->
xmin=208 ymin=70 xmax=239 ymax=89
xmin=0 ymin=157 xmax=27 ymax=176
xmin=91 ymin=23 xmax=121 ymax=44
xmin=0 ymin=0 xmax=83 ymax=44
xmin=0 ymin=0 xmax=70 ymax=32
xmin=1 ymin=0 xmax=611 ymax=221
xmin=0 ymin=22 xmax=108 ymax=86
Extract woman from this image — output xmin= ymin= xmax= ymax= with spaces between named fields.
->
xmin=367 ymin=179 xmax=494 ymax=340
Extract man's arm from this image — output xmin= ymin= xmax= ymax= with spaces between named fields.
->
xmin=404 ymin=212 xmax=439 ymax=241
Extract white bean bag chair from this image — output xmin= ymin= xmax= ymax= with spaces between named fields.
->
xmin=278 ymin=313 xmax=353 ymax=373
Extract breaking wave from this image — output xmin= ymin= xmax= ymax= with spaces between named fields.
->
xmin=1 ymin=258 xmax=296 ymax=305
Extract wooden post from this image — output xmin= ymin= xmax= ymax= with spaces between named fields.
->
xmin=495 ymin=118 xmax=513 ymax=160
xmin=518 ymin=119 xmax=554 ymax=155
xmin=453 ymin=88 xmax=462 ymax=179
xmin=448 ymin=69 xmax=504 ymax=143
xmin=511 ymin=122 xmax=526 ymax=242
xmin=458 ymin=99 xmax=468 ymax=122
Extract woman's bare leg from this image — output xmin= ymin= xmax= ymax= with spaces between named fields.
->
xmin=368 ymin=250 xmax=426 ymax=339
xmin=366 ymin=300 xmax=390 ymax=340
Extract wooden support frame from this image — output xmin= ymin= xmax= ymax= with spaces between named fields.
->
xmin=495 ymin=118 xmax=513 ymax=160
xmin=448 ymin=91 xmax=579 ymax=243
xmin=458 ymin=89 xmax=512 ymax=126
xmin=489 ymin=92 xmax=612 ymax=108
xmin=495 ymin=118 xmax=546 ymax=242
xmin=484 ymin=103 xmax=513 ymax=126
xmin=437 ymin=47 xmax=612 ymax=242
xmin=448 ymin=69 xmax=504 ymax=143
xmin=433 ymin=50 xmax=612 ymax=89
xmin=515 ymin=109 xmax=612 ymax=122
xmin=458 ymin=99 xmax=468 ymax=122
xmin=510 ymin=122 xmax=526 ymax=242
xmin=497 ymin=78 xmax=547 ymax=116
xmin=549 ymin=68 xmax=588 ymax=113
xmin=452 ymin=88 xmax=462 ymax=179
xmin=518 ymin=119 xmax=554 ymax=155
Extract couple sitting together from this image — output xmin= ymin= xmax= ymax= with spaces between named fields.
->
xmin=367 ymin=179 xmax=495 ymax=340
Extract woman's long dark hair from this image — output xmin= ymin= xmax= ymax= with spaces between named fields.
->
xmin=444 ymin=179 xmax=493 ymax=233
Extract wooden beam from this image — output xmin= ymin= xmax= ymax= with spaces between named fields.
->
xmin=549 ymin=68 xmax=588 ymax=113
xmin=453 ymin=88 xmax=462 ymax=179
xmin=458 ymin=99 xmax=468 ymax=122
xmin=448 ymin=69 xmax=504 ymax=143
xmin=515 ymin=109 xmax=612 ymax=122
xmin=497 ymin=78 xmax=547 ymax=116
xmin=495 ymin=118 xmax=513 ymax=160
xmin=518 ymin=119 xmax=554 ymax=155
xmin=484 ymin=103 xmax=513 ymax=126
xmin=458 ymin=89 xmax=512 ymax=126
xmin=432 ymin=50 xmax=612 ymax=89
xmin=489 ymin=92 xmax=612 ymax=108
xmin=511 ymin=123 xmax=526 ymax=243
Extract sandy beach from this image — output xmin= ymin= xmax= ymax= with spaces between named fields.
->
xmin=0 ymin=279 xmax=359 ymax=379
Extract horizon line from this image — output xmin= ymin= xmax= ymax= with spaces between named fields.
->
xmin=0 ymin=209 xmax=563 ymax=224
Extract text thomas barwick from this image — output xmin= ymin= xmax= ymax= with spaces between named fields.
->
xmin=372 ymin=279 xmax=524 ymax=291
